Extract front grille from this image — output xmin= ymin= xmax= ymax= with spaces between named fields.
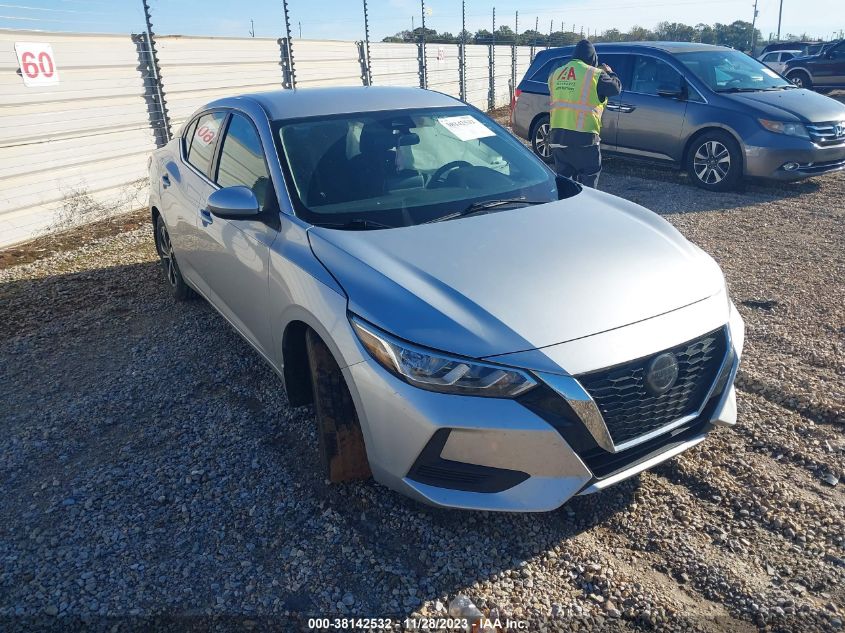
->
xmin=576 ymin=328 xmax=728 ymax=447
xmin=806 ymin=121 xmax=845 ymax=146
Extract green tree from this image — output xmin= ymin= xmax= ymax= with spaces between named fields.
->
xmin=473 ymin=28 xmax=493 ymax=43
xmin=627 ymin=25 xmax=655 ymax=41
xmin=599 ymin=28 xmax=623 ymax=42
xmin=655 ymin=21 xmax=695 ymax=41
xmin=694 ymin=23 xmax=717 ymax=44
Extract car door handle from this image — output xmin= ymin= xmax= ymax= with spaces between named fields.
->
xmin=605 ymin=102 xmax=621 ymax=111
xmin=200 ymin=209 xmax=213 ymax=225
xmin=161 ymin=174 xmax=171 ymax=188
xmin=618 ymin=104 xmax=636 ymax=113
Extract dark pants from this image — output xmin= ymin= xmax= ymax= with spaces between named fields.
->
xmin=552 ymin=143 xmax=602 ymax=189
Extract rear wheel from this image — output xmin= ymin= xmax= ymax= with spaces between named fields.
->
xmin=154 ymin=216 xmax=195 ymax=301
xmin=787 ymin=70 xmax=812 ymax=90
xmin=686 ymin=131 xmax=742 ymax=192
xmin=305 ymin=329 xmax=372 ymax=483
xmin=530 ymin=115 xmax=553 ymax=164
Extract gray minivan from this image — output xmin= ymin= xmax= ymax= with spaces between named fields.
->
xmin=512 ymin=42 xmax=845 ymax=190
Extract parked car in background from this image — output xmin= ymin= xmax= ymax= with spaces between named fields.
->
xmin=512 ymin=42 xmax=845 ymax=190
xmin=148 ymin=86 xmax=745 ymax=512
xmin=759 ymin=41 xmax=817 ymax=57
xmin=783 ymin=39 xmax=845 ymax=90
xmin=759 ymin=49 xmax=801 ymax=74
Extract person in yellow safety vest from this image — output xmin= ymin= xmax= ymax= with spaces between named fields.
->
xmin=548 ymin=40 xmax=621 ymax=188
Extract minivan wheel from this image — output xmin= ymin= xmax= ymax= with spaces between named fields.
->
xmin=531 ymin=115 xmax=553 ymax=164
xmin=787 ymin=70 xmax=812 ymax=90
xmin=305 ymin=329 xmax=372 ymax=483
xmin=686 ymin=131 xmax=742 ymax=191
xmin=154 ymin=216 xmax=195 ymax=301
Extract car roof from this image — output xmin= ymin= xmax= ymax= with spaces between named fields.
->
xmin=596 ymin=41 xmax=734 ymax=53
xmin=206 ymin=86 xmax=462 ymax=121
xmin=534 ymin=41 xmax=733 ymax=63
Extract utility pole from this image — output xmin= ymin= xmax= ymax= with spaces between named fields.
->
xmin=548 ymin=19 xmax=552 ymax=49
xmin=777 ymin=0 xmax=783 ymax=41
xmin=750 ymin=0 xmax=759 ymax=52
xmin=249 ymin=19 xmax=255 ymax=37
xmin=298 ymin=21 xmax=302 ymax=38
xmin=515 ymin=10 xmax=518 ymax=46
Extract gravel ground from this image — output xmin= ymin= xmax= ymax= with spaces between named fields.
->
xmin=1 ymin=131 xmax=844 ymax=632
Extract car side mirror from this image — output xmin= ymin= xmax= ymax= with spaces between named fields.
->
xmin=556 ymin=175 xmax=581 ymax=199
xmin=207 ymin=186 xmax=260 ymax=219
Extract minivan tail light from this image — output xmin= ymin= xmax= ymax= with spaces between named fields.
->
xmin=509 ymin=88 xmax=522 ymax=127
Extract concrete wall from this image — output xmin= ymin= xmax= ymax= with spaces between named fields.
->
xmin=0 ymin=29 xmax=535 ymax=248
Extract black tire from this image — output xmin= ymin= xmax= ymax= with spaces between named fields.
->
xmin=530 ymin=115 xmax=553 ymax=164
xmin=685 ymin=131 xmax=743 ymax=192
xmin=154 ymin=215 xmax=195 ymax=301
xmin=787 ymin=70 xmax=812 ymax=90
xmin=305 ymin=329 xmax=372 ymax=483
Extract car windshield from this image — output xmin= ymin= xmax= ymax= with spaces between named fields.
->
xmin=675 ymin=50 xmax=794 ymax=92
xmin=274 ymin=107 xmax=559 ymax=228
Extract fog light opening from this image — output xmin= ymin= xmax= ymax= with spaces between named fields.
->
xmin=782 ymin=162 xmax=800 ymax=171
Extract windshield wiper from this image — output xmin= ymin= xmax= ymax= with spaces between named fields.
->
xmin=424 ymin=198 xmax=547 ymax=224
xmin=715 ymin=87 xmax=768 ymax=93
xmin=312 ymin=218 xmax=395 ymax=230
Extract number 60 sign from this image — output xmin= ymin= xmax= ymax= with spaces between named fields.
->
xmin=15 ymin=42 xmax=60 ymax=87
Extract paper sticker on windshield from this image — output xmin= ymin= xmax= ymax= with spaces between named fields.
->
xmin=438 ymin=115 xmax=495 ymax=141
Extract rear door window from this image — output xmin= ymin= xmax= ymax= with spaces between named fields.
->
xmin=599 ymin=54 xmax=633 ymax=91
xmin=531 ymin=57 xmax=567 ymax=82
xmin=186 ymin=112 xmax=226 ymax=177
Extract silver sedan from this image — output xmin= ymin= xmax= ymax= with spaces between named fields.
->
xmin=148 ymin=86 xmax=744 ymax=512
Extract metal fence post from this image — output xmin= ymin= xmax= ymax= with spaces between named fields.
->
xmin=137 ymin=0 xmax=171 ymax=146
xmin=459 ymin=0 xmax=466 ymax=102
xmin=361 ymin=0 xmax=372 ymax=85
xmin=510 ymin=43 xmax=516 ymax=102
xmin=488 ymin=7 xmax=496 ymax=111
xmin=458 ymin=44 xmax=466 ymax=102
xmin=488 ymin=44 xmax=495 ymax=111
xmin=278 ymin=38 xmax=295 ymax=88
xmin=280 ymin=0 xmax=296 ymax=88
xmin=418 ymin=0 xmax=428 ymax=89
xmin=357 ymin=41 xmax=370 ymax=86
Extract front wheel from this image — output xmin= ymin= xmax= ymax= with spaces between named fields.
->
xmin=305 ymin=329 xmax=372 ymax=483
xmin=787 ymin=70 xmax=812 ymax=90
xmin=531 ymin=115 xmax=553 ymax=164
xmin=686 ymin=131 xmax=742 ymax=192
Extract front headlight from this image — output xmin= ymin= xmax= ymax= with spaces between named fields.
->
xmin=350 ymin=316 xmax=536 ymax=398
xmin=758 ymin=118 xmax=810 ymax=139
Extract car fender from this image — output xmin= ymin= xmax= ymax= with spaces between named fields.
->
xmin=681 ymin=114 xmax=750 ymax=173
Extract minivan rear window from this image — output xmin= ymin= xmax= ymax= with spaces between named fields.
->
xmin=531 ymin=58 xmax=567 ymax=82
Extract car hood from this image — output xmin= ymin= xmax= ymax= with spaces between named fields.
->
xmin=730 ymin=88 xmax=845 ymax=123
xmin=308 ymin=188 xmax=725 ymax=359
